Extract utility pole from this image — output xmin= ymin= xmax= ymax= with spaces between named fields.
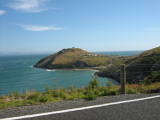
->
xmin=120 ymin=64 xmax=126 ymax=94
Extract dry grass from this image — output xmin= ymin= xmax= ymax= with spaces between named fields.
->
xmin=0 ymin=79 xmax=160 ymax=109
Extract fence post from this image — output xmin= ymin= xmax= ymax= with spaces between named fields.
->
xmin=120 ymin=64 xmax=126 ymax=94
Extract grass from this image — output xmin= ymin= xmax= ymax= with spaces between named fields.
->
xmin=44 ymin=48 xmax=125 ymax=68
xmin=0 ymin=77 xmax=160 ymax=109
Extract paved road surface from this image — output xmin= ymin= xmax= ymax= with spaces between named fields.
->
xmin=0 ymin=94 xmax=160 ymax=120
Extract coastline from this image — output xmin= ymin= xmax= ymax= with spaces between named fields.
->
xmin=35 ymin=67 xmax=103 ymax=72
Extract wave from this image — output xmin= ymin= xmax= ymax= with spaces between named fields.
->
xmin=29 ymin=65 xmax=33 ymax=68
xmin=46 ymin=69 xmax=56 ymax=72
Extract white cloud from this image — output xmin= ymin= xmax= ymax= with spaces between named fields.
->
xmin=0 ymin=10 xmax=6 ymax=15
xmin=19 ymin=25 xmax=64 ymax=31
xmin=8 ymin=0 xmax=49 ymax=13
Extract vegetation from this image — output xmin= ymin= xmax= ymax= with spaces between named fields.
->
xmin=34 ymin=48 xmax=125 ymax=69
xmin=144 ymin=71 xmax=160 ymax=84
xmin=0 ymin=77 xmax=160 ymax=109
xmin=97 ymin=46 xmax=160 ymax=83
xmin=1 ymin=47 xmax=160 ymax=109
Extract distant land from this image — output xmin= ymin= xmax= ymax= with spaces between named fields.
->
xmin=95 ymin=50 xmax=143 ymax=56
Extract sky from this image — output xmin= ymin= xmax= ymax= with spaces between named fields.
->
xmin=0 ymin=0 xmax=160 ymax=55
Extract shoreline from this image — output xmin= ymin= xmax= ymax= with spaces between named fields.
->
xmin=34 ymin=66 xmax=102 ymax=72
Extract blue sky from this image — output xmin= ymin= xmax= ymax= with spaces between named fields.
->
xmin=0 ymin=0 xmax=160 ymax=55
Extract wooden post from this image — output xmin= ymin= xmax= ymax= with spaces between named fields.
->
xmin=120 ymin=64 xmax=126 ymax=94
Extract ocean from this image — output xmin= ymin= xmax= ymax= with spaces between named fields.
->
xmin=95 ymin=50 xmax=143 ymax=56
xmin=0 ymin=51 xmax=142 ymax=95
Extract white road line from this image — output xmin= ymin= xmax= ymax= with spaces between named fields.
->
xmin=1 ymin=95 xmax=160 ymax=120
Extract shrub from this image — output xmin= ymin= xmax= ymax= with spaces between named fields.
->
xmin=38 ymin=95 xmax=51 ymax=103
xmin=26 ymin=92 xmax=41 ymax=101
xmin=144 ymin=71 xmax=160 ymax=84
xmin=51 ymin=89 xmax=70 ymax=100
xmin=87 ymin=76 xmax=100 ymax=89
xmin=52 ymin=90 xmax=60 ymax=97
xmin=140 ymin=82 xmax=160 ymax=93
xmin=126 ymin=88 xmax=137 ymax=94
xmin=108 ymin=90 xmax=119 ymax=95
xmin=100 ymin=87 xmax=119 ymax=96
xmin=85 ymin=90 xmax=97 ymax=100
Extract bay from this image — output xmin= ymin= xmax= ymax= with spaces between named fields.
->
xmin=0 ymin=51 xmax=142 ymax=95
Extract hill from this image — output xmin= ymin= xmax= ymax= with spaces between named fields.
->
xmin=97 ymin=46 xmax=160 ymax=83
xmin=34 ymin=48 xmax=125 ymax=69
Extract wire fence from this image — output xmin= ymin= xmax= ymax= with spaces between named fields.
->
xmin=119 ymin=64 xmax=160 ymax=94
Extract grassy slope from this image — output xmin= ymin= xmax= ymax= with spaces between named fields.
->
xmin=1 ymin=78 xmax=160 ymax=109
xmin=35 ymin=48 xmax=125 ymax=69
xmin=97 ymin=46 xmax=160 ymax=83
xmin=52 ymin=48 xmax=88 ymax=64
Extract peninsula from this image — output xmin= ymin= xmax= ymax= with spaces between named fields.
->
xmin=34 ymin=48 xmax=125 ymax=70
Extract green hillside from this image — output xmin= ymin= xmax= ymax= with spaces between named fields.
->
xmin=97 ymin=46 xmax=160 ymax=84
xmin=34 ymin=48 xmax=125 ymax=69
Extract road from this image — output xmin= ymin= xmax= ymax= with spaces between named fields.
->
xmin=0 ymin=94 xmax=160 ymax=120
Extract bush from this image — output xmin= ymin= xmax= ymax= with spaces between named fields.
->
xmin=140 ymin=82 xmax=160 ymax=93
xmin=38 ymin=95 xmax=51 ymax=103
xmin=26 ymin=92 xmax=41 ymax=101
xmin=87 ymin=76 xmax=100 ymax=89
xmin=126 ymin=88 xmax=137 ymax=94
xmin=108 ymin=90 xmax=118 ymax=95
xmin=101 ymin=87 xmax=119 ymax=96
xmin=144 ymin=71 xmax=160 ymax=84
xmin=85 ymin=90 xmax=97 ymax=100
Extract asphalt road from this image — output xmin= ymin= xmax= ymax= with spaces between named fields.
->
xmin=0 ymin=94 xmax=160 ymax=120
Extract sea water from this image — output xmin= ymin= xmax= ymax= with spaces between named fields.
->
xmin=0 ymin=51 xmax=142 ymax=95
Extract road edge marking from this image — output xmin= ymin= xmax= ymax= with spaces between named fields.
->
xmin=1 ymin=95 xmax=160 ymax=120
